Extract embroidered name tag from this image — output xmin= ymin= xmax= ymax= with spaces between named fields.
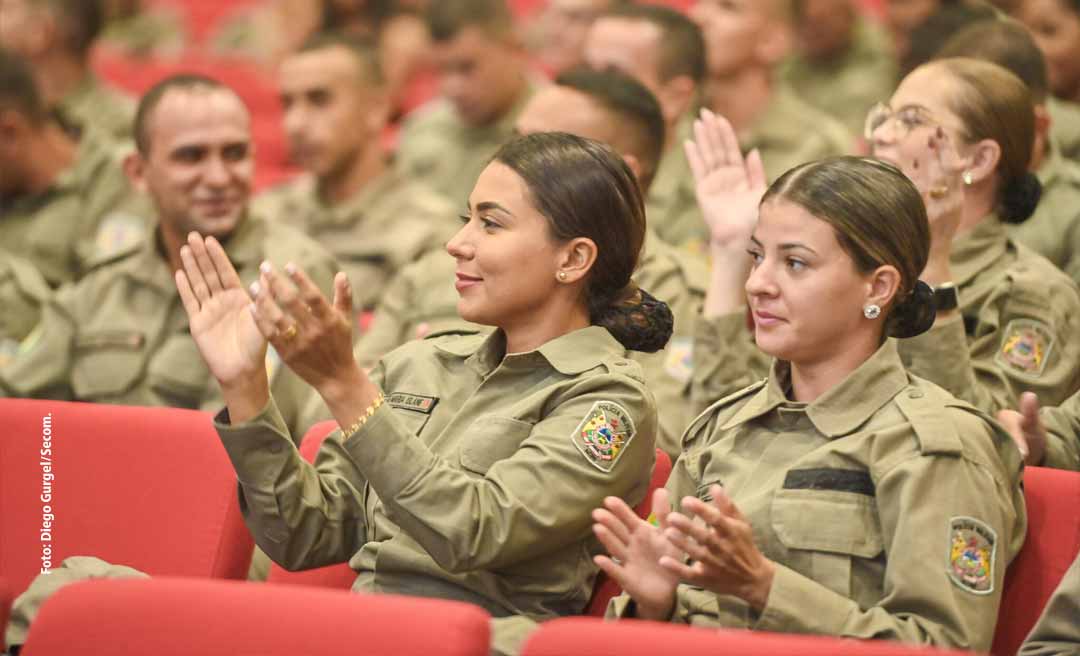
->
xmin=782 ymin=468 xmax=876 ymax=496
xmin=386 ymin=392 xmax=439 ymax=414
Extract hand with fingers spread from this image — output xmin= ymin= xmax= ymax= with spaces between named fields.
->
xmin=684 ymin=108 xmax=767 ymax=253
xmin=661 ymin=484 xmax=776 ymax=612
xmin=997 ymin=392 xmax=1048 ymax=466
xmin=592 ymin=488 xmax=683 ymax=621
xmin=175 ymin=232 xmax=269 ymax=418
xmin=250 ymin=263 xmax=365 ymax=402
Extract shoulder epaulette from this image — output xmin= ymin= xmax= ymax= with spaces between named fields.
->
xmin=682 ymin=378 xmax=767 ymax=447
xmin=894 ymin=383 xmax=964 ymax=455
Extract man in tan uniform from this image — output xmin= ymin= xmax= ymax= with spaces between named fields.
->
xmin=351 ymin=69 xmax=707 ymax=459
xmin=690 ymin=0 xmax=853 ymax=182
xmin=778 ymin=0 xmax=898 ymax=139
xmin=609 ymin=346 xmax=1026 ymax=653
xmin=254 ymin=34 xmax=457 ymax=311
xmin=583 ymin=4 xmax=708 ymax=248
xmin=0 ymin=0 xmax=135 ymax=140
xmin=0 ymin=74 xmax=337 ymax=438
xmin=0 ymin=50 xmax=145 ymax=287
xmin=395 ymin=0 xmax=537 ymax=204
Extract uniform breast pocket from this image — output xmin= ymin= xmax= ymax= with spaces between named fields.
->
xmin=145 ymin=335 xmax=212 ymax=407
xmin=71 ymin=331 xmax=146 ymax=399
xmin=459 ymin=416 xmax=534 ymax=475
xmin=771 ymin=483 xmax=883 ymax=599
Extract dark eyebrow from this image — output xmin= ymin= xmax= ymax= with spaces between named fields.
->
xmin=778 ymin=242 xmax=818 ymax=255
xmin=896 ymin=103 xmax=932 ymax=114
xmin=475 ymin=201 xmax=513 ymax=216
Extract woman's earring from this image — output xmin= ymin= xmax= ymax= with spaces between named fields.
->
xmin=962 ymin=171 xmax=974 ymax=186
xmin=557 ymin=271 xmax=567 ymax=281
xmin=863 ymin=304 xmax=881 ymax=319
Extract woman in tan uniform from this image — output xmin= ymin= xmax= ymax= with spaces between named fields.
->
xmin=174 ymin=132 xmax=670 ymax=654
xmin=594 ymin=157 xmax=1026 ymax=652
xmin=693 ymin=58 xmax=1080 ymax=418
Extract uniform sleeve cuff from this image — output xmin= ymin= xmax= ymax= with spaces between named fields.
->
xmin=752 ymin=564 xmax=854 ymax=635
xmin=214 ymin=396 xmax=295 ymax=488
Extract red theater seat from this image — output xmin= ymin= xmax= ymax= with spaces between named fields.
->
xmin=0 ymin=399 xmax=253 ymax=602
xmin=522 ymin=616 xmax=975 ymax=656
xmin=265 ymin=420 xmax=357 ymax=590
xmin=586 ymin=448 xmax=673 ymax=616
xmin=19 ymin=577 xmax=491 ymax=656
xmin=992 ymin=466 xmax=1080 ymax=656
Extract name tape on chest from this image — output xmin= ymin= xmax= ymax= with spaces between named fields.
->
xmin=386 ymin=392 xmax=439 ymax=414
xmin=572 ymin=400 xmax=636 ymax=473
xmin=947 ymin=516 xmax=997 ymax=595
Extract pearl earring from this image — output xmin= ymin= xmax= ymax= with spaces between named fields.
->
xmin=863 ymin=304 xmax=881 ymax=319
xmin=962 ymin=171 xmax=974 ymax=185
xmin=557 ymin=271 xmax=567 ymax=281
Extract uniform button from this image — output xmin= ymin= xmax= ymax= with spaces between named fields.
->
xmin=613 ymin=360 xmax=629 ymax=367
xmin=908 ymin=390 xmax=924 ymax=399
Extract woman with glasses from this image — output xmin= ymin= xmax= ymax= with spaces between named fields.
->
xmin=594 ymin=155 xmax=1026 ymax=651
xmin=689 ymin=60 xmax=1080 ymax=466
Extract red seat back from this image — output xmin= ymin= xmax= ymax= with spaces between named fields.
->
xmin=20 ymin=577 xmax=491 ymax=656
xmin=523 ymin=616 xmax=974 ymax=656
xmin=586 ymin=448 xmax=673 ymax=616
xmin=265 ymin=421 xmax=357 ymax=589
xmin=992 ymin=466 xmax=1080 ymax=655
xmin=0 ymin=399 xmax=253 ymax=599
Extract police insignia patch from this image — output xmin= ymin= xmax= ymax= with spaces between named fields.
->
xmin=996 ymin=319 xmax=1054 ymax=377
xmin=664 ymin=336 xmax=694 ymax=383
xmin=572 ymin=401 xmax=636 ymax=472
xmin=94 ymin=212 xmax=145 ymax=257
xmin=947 ymin=516 xmax=997 ymax=595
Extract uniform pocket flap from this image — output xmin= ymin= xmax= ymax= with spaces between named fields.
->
xmin=460 ymin=415 xmax=534 ymax=474
xmin=771 ymin=488 xmax=884 ymax=558
xmin=71 ymin=331 xmax=146 ymax=398
xmin=146 ymin=335 xmax=212 ymax=402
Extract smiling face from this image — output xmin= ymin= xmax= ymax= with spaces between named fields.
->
xmin=745 ymin=199 xmax=878 ymax=364
xmin=129 ymin=88 xmax=253 ymax=241
xmin=446 ymin=162 xmax=568 ymax=328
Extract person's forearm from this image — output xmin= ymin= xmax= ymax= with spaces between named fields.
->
xmin=704 ymin=247 xmax=751 ymax=319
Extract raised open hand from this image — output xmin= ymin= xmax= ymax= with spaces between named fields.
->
xmin=897 ymin=126 xmax=966 ymax=269
xmin=684 ymin=108 xmax=767 ymax=252
xmin=175 ymin=232 xmax=267 ymax=390
xmin=592 ymin=488 xmax=683 ymax=620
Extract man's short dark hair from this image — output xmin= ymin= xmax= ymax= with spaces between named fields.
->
xmin=133 ymin=74 xmax=237 ymax=154
xmin=900 ymin=2 xmax=999 ymax=77
xmin=0 ymin=48 xmax=46 ymax=123
xmin=426 ymin=0 xmax=514 ymax=42
xmin=32 ymin=0 xmax=104 ymax=57
xmin=555 ymin=68 xmax=666 ymax=191
xmin=603 ymin=4 xmax=706 ymax=84
xmin=295 ymin=32 xmax=385 ymax=87
xmin=937 ymin=18 xmax=1049 ymax=103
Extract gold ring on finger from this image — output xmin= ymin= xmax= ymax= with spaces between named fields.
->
xmin=929 ymin=185 xmax=949 ymax=200
xmin=281 ymin=324 xmax=299 ymax=342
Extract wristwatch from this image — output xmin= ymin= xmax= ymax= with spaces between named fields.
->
xmin=933 ymin=282 xmax=959 ymax=313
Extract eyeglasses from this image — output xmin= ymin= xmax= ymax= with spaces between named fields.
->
xmin=864 ymin=102 xmax=939 ymax=141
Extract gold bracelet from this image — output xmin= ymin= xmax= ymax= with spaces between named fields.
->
xmin=341 ymin=393 xmax=385 ymax=441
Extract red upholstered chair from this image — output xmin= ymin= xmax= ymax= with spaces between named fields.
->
xmin=0 ymin=576 xmax=10 ymax=652
xmin=586 ymin=448 xmax=673 ymax=616
xmin=265 ymin=420 xmax=357 ymax=590
xmin=0 ymin=399 xmax=253 ymax=601
xmin=992 ymin=466 xmax=1080 ymax=656
xmin=522 ymin=616 xmax=974 ymax=656
xmin=19 ymin=577 xmax=491 ymax=656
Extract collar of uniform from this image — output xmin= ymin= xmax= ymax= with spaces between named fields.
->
xmin=950 ymin=215 xmax=1009 ymax=287
xmin=440 ymin=325 xmax=621 ymax=377
xmin=721 ymin=340 xmax=908 ymax=437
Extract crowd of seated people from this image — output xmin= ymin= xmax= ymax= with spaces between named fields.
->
xmin=2 ymin=0 xmax=1080 ymax=654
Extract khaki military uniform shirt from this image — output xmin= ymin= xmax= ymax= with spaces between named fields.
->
xmin=0 ymin=215 xmax=338 ymax=437
xmin=215 ymin=326 xmax=656 ymax=629
xmin=692 ymin=217 xmax=1080 ymax=415
xmin=395 ymin=85 xmax=536 ymax=204
xmin=57 ymin=74 xmax=136 ymax=142
xmin=254 ymin=170 xmax=457 ymax=310
xmin=778 ymin=16 xmax=898 ymax=139
xmin=1039 ymin=388 xmax=1080 ymax=471
xmin=1020 ymin=549 xmax=1080 ymax=655
xmin=0 ymin=129 xmax=146 ymax=287
xmin=1048 ymin=96 xmax=1080 ymax=165
xmin=0 ymin=248 xmax=51 ymax=368
xmin=612 ymin=343 xmax=1027 ymax=652
xmin=1010 ymin=144 xmax=1080 ymax=285
xmin=647 ymin=115 xmax=707 ymax=250
xmin=100 ymin=7 xmax=187 ymax=58
xmin=743 ymin=85 xmax=854 ymax=185
xmin=350 ymin=230 xmax=707 ymax=458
